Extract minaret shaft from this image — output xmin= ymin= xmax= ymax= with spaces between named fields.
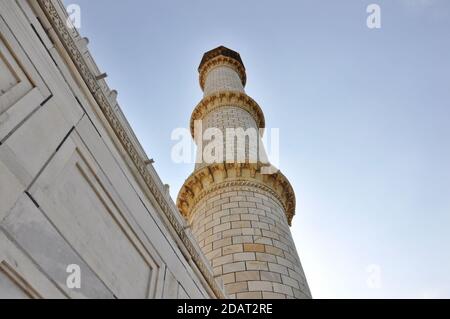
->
xmin=203 ymin=65 xmax=245 ymax=96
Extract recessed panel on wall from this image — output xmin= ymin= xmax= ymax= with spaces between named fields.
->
xmin=29 ymin=131 xmax=159 ymax=298
xmin=0 ymin=15 xmax=50 ymax=141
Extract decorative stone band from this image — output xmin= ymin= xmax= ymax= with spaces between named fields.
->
xmin=190 ymin=90 xmax=266 ymax=139
xmin=177 ymin=163 xmax=296 ymax=226
xmin=199 ymin=56 xmax=247 ymax=91
xmin=37 ymin=0 xmax=225 ymax=299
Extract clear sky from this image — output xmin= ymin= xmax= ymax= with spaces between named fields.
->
xmin=63 ymin=0 xmax=450 ymax=298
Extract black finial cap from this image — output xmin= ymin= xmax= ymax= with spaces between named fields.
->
xmin=198 ymin=46 xmax=245 ymax=72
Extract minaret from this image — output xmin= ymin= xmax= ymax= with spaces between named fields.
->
xmin=177 ymin=46 xmax=311 ymax=299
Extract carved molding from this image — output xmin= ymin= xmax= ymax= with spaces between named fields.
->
xmin=177 ymin=163 xmax=296 ymax=226
xmin=190 ymin=90 xmax=265 ymax=138
xmin=0 ymin=262 xmax=42 ymax=299
xmin=36 ymin=0 xmax=225 ymax=299
xmin=199 ymin=56 xmax=246 ymax=91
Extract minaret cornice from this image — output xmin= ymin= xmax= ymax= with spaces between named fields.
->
xmin=190 ymin=90 xmax=265 ymax=139
xmin=177 ymin=163 xmax=296 ymax=225
xmin=199 ymin=55 xmax=246 ymax=90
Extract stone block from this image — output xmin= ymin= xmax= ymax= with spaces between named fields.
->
xmin=243 ymin=243 xmax=265 ymax=253
xmin=222 ymin=262 xmax=246 ymax=274
xmin=222 ymin=244 xmax=243 ymax=255
xmin=213 ymin=222 xmax=231 ymax=234
xmin=260 ymin=271 xmax=282 ymax=283
xmin=282 ymin=275 xmax=300 ymax=289
xmin=235 ymin=270 xmax=260 ymax=282
xmin=233 ymin=252 xmax=255 ymax=262
xmin=225 ymin=281 xmax=248 ymax=294
xmin=236 ymin=291 xmax=262 ymax=299
xmin=255 ymin=252 xmax=277 ymax=263
xmin=262 ymin=291 xmax=286 ymax=299
xmin=268 ymin=263 xmax=289 ymax=275
xmin=273 ymin=283 xmax=294 ymax=296
xmin=245 ymin=261 xmax=268 ymax=271
xmin=213 ymin=237 xmax=232 ymax=250
xmin=248 ymin=281 xmax=273 ymax=292
xmin=221 ymin=273 xmax=235 ymax=285
xmin=231 ymin=220 xmax=251 ymax=229
xmin=212 ymin=254 xmax=233 ymax=267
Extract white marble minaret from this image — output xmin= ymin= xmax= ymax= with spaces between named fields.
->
xmin=178 ymin=46 xmax=311 ymax=299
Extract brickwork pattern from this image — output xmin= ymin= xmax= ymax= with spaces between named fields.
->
xmin=190 ymin=185 xmax=311 ymax=299
xmin=195 ymin=105 xmax=262 ymax=171
xmin=203 ymin=65 xmax=245 ymax=96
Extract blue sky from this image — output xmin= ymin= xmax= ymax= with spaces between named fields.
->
xmin=63 ymin=0 xmax=450 ymax=298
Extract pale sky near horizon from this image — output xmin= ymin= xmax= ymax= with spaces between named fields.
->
xmin=63 ymin=0 xmax=450 ymax=298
